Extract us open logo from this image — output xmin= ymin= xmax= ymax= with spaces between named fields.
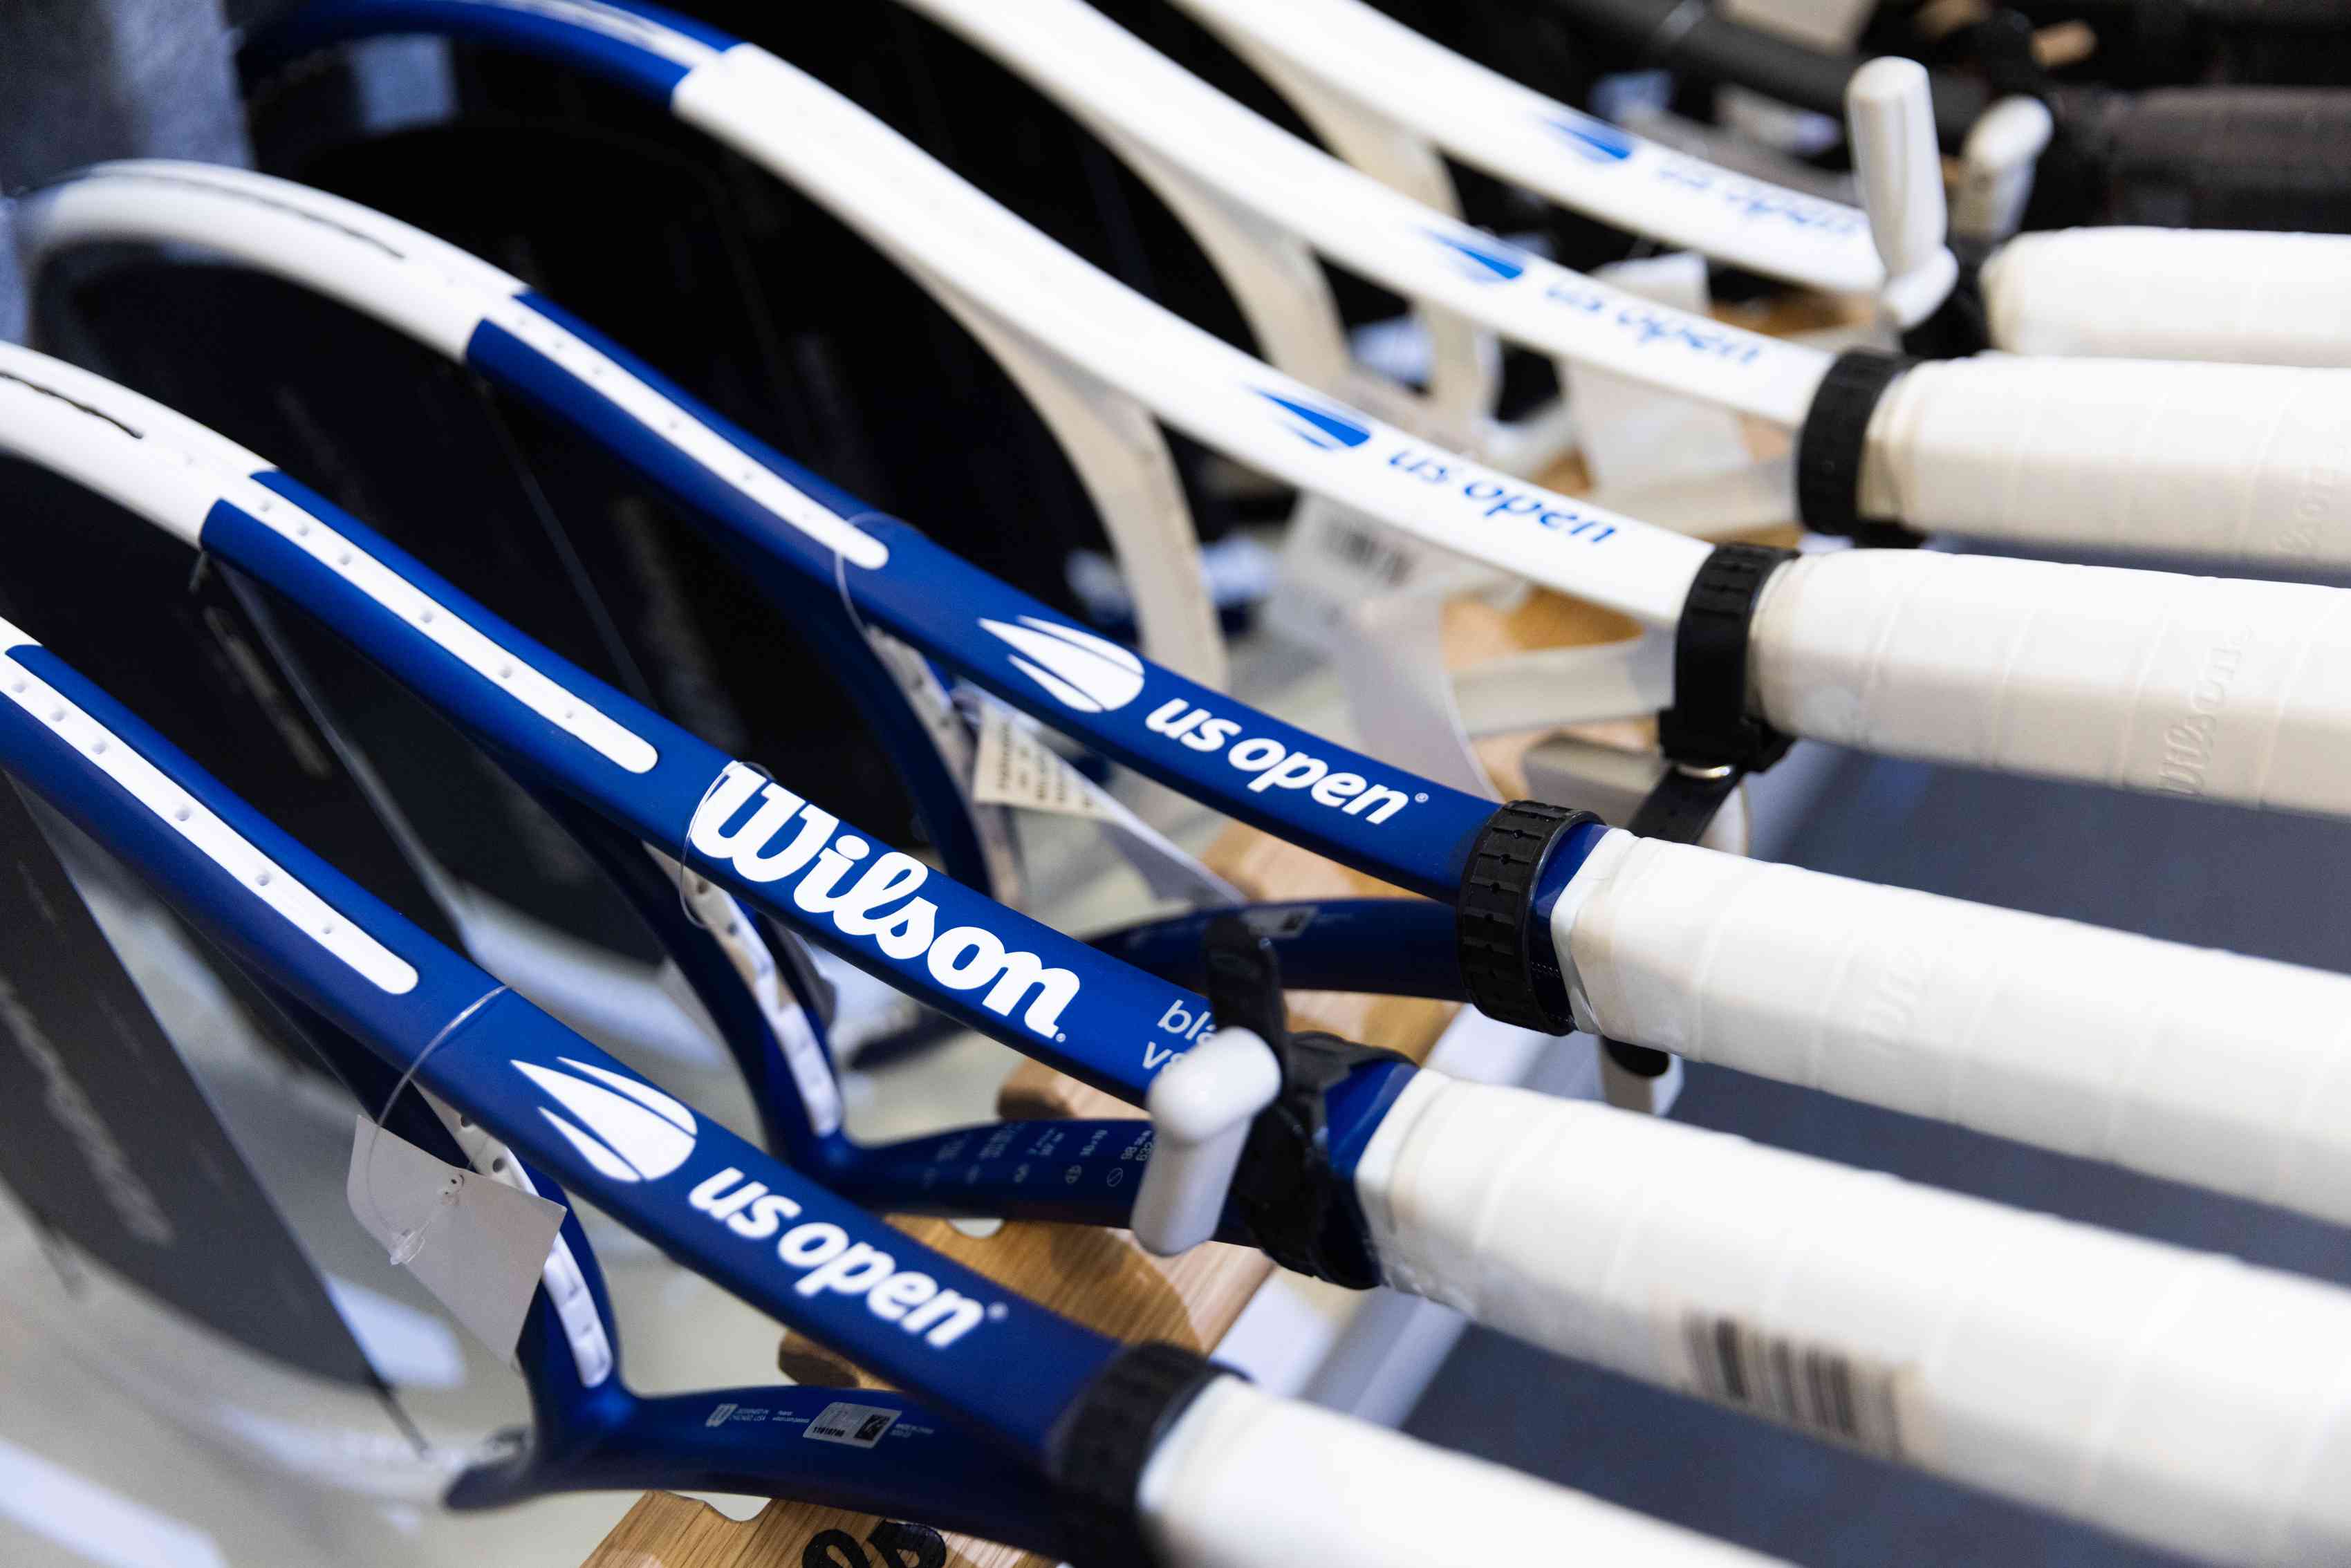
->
xmin=512 ymin=1056 xmax=696 ymax=1182
xmin=1545 ymin=113 xmax=1636 ymax=163
xmin=1425 ymin=229 xmax=1529 ymax=284
xmin=1256 ymin=388 xmax=1373 ymax=452
xmin=978 ymin=616 xmax=1144 ymax=713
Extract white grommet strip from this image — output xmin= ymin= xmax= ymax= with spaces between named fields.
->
xmin=0 ymin=640 xmax=418 ymax=995
xmin=218 ymin=476 xmax=660 ymax=776
xmin=480 ymin=297 xmax=888 ymax=571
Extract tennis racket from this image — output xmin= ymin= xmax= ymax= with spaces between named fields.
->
xmin=1177 ymin=0 xmax=2351 ymax=369
xmin=15 ymin=203 xmax=2351 ymax=1232
xmin=0 ymin=608 xmax=1824 ymax=1567
xmin=12 ymin=435 xmax=2351 ymax=1559
xmin=10 ymin=347 xmax=2351 ymax=1559
xmin=233 ymin=4 xmax=2351 ymax=803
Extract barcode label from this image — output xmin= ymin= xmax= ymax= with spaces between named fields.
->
xmin=1680 ymin=1314 xmax=1905 ymax=1460
xmin=804 ymin=1401 xmax=900 ymax=1448
xmin=1319 ymin=520 xmax=1418 ymax=588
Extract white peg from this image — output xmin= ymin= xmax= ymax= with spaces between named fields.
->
xmin=1131 ymin=1027 xmax=1283 ymax=1257
xmin=1847 ymin=57 xmax=1959 ymax=326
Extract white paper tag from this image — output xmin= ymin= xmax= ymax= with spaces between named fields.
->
xmin=1559 ymin=254 xmax=1756 ymax=498
xmin=1263 ymin=496 xmax=1493 ymax=653
xmin=866 ymin=629 xmax=1024 ymax=902
xmin=1328 ymin=592 xmax=1496 ymax=799
xmin=972 ymin=702 xmax=1121 ymax=823
xmin=967 ymin=696 xmax=1242 ymax=908
xmin=345 ymin=1117 xmax=567 ymax=1365
xmin=803 ymin=1401 xmax=902 ymax=1448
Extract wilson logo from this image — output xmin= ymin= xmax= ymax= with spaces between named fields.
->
xmin=980 ymin=616 xmax=1144 ymax=713
xmin=689 ymin=1168 xmax=994 ymax=1348
xmin=1546 ymin=113 xmax=1635 ymax=163
xmin=689 ymin=765 xmax=1080 ymax=1038
xmin=1427 ymin=230 xmax=1528 ymax=283
xmin=512 ymin=1057 xmax=696 ymax=1183
xmin=1257 ymin=389 xmax=1373 ymax=451
xmin=1144 ymin=700 xmax=1415 ymax=823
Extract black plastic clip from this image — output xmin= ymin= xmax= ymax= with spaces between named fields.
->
xmin=1204 ymin=915 xmax=1404 ymax=1291
xmin=1656 ymin=541 xmax=1798 ymax=775
xmin=1794 ymin=351 xmax=1924 ymax=546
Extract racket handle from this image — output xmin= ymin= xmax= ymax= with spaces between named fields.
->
xmin=1140 ymin=1377 xmax=1780 ymax=1568
xmin=1356 ymin=1074 xmax=2351 ymax=1564
xmin=1981 ymin=227 xmax=2351 ymax=366
xmin=1864 ymin=355 xmax=2351 ymax=564
xmin=1751 ymin=549 xmax=2351 ymax=817
xmin=1561 ymin=828 xmax=2351 ymax=1224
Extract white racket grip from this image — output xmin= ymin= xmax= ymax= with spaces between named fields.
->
xmin=1983 ymin=227 xmax=2351 ymax=367
xmin=1561 ymin=830 xmax=2351 ymax=1224
xmin=1751 ymin=549 xmax=2351 ymax=818
xmin=1355 ymin=1074 xmax=2351 ymax=1563
xmin=1139 ymin=1377 xmax=1781 ymax=1568
xmin=1861 ymin=355 xmax=2351 ymax=566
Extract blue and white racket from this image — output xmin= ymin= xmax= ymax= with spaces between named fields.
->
xmin=8 ymin=345 xmax=2351 ymax=1560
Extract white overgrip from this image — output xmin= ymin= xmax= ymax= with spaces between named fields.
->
xmin=1982 ymin=227 xmax=2351 ymax=367
xmin=1750 ymin=548 xmax=2351 ymax=818
xmin=1558 ymin=828 xmax=2351 ymax=1225
xmin=1861 ymin=355 xmax=2351 ymax=566
xmin=1137 ymin=1376 xmax=1783 ymax=1568
xmin=1353 ymin=1073 xmax=2351 ymax=1565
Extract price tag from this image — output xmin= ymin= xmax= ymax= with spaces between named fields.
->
xmin=345 ymin=1117 xmax=566 ymax=1365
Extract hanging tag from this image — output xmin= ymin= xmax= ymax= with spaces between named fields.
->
xmin=345 ymin=1117 xmax=566 ymax=1366
xmin=1559 ymin=254 xmax=1757 ymax=498
xmin=865 ymin=630 xmax=1023 ymax=901
xmin=969 ymin=698 xmax=1243 ymax=908
xmin=1328 ymin=592 xmax=1497 ymax=799
xmin=971 ymin=700 xmax=1122 ymax=823
xmin=1263 ymin=496 xmax=1497 ymax=653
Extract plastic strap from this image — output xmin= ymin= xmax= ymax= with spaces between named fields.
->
xmin=1655 ymin=543 xmax=1797 ymax=772
xmin=1046 ymin=1341 xmax=1232 ymax=1568
xmin=1895 ymin=243 xmax=1992 ymax=360
xmin=1602 ymin=765 xmax=1746 ymax=1081
xmin=1794 ymin=351 xmax=1918 ymax=541
xmin=1208 ymin=917 xmax=1403 ymax=1287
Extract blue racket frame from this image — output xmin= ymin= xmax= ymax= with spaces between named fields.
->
xmin=0 ymin=626 xmax=1115 ymax=1543
xmin=10 ymin=139 xmax=1628 ymax=1229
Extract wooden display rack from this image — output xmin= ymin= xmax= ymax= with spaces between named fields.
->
xmin=584 ymin=827 xmax=1455 ymax=1568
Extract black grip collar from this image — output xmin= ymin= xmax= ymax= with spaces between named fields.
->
xmin=1794 ymin=350 xmax=1919 ymax=544
xmin=1046 ymin=1341 xmax=1230 ymax=1567
xmin=1457 ymin=800 xmax=1601 ymax=1036
xmin=1656 ymin=542 xmax=1796 ymax=773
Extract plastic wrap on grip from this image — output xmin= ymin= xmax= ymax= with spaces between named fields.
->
xmin=1138 ymin=1377 xmax=1781 ymax=1568
xmin=1357 ymin=1075 xmax=2351 ymax=1565
xmin=1751 ymin=550 xmax=2351 ymax=816
xmin=1864 ymin=355 xmax=2351 ymax=564
xmin=1982 ymin=228 xmax=2351 ymax=366
xmin=1563 ymin=832 xmax=2351 ymax=1224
